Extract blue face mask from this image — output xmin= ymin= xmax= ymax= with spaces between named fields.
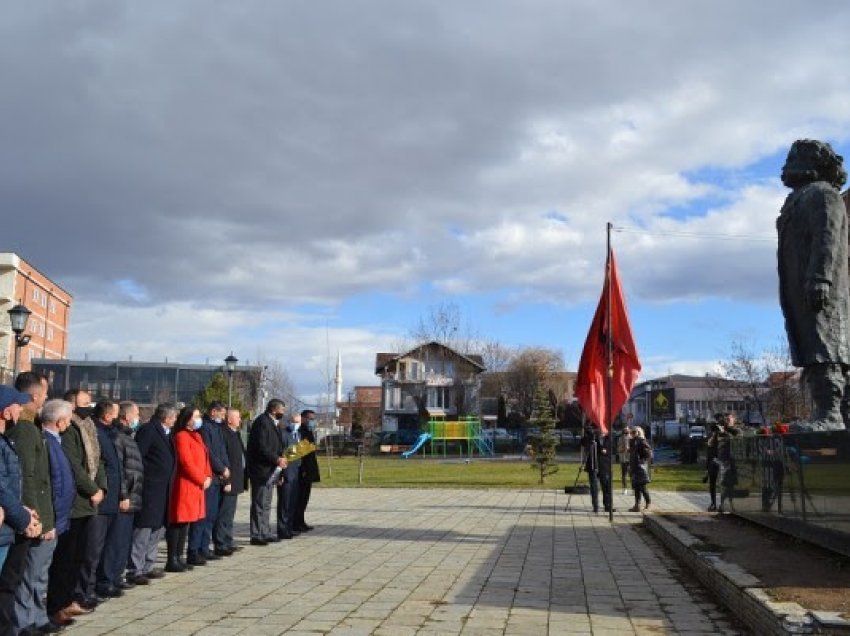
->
xmin=308 ymin=420 xmax=317 ymax=430
xmin=130 ymin=418 xmax=140 ymax=431
xmin=193 ymin=418 xmax=203 ymax=430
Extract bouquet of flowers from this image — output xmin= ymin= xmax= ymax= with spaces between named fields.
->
xmin=266 ymin=439 xmax=317 ymax=486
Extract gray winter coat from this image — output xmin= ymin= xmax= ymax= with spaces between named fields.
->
xmin=114 ymin=425 xmax=145 ymax=511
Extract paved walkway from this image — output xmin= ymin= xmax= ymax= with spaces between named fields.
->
xmin=67 ymin=489 xmax=742 ymax=635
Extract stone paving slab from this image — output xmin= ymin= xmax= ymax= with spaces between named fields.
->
xmin=66 ymin=488 xmax=743 ymax=635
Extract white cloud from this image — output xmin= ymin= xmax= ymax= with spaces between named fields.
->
xmin=5 ymin=1 xmax=850 ymax=399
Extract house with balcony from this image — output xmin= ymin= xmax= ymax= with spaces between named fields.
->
xmin=375 ymin=341 xmax=486 ymax=436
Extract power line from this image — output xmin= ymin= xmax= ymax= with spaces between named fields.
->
xmin=612 ymin=225 xmax=775 ymax=243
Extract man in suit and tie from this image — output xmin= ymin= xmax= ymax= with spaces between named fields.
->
xmin=127 ymin=403 xmax=178 ymax=582
xmin=276 ymin=414 xmax=301 ymax=540
xmin=213 ymin=408 xmax=246 ymax=556
xmin=246 ymin=400 xmax=287 ymax=546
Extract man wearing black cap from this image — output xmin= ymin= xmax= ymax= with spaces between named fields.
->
xmin=0 ymin=385 xmax=43 ymax=635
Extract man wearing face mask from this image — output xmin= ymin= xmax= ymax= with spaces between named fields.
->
xmin=55 ymin=390 xmax=105 ymax=615
xmin=102 ymin=401 xmax=144 ymax=592
xmin=83 ymin=400 xmax=125 ymax=602
xmin=213 ymin=408 xmax=245 ymax=556
xmin=188 ymin=402 xmax=230 ymax=565
xmin=0 ymin=385 xmax=43 ymax=636
xmin=127 ymin=403 xmax=177 ymax=583
xmin=246 ymin=399 xmax=287 ymax=546
xmin=294 ymin=410 xmax=321 ymax=532
xmin=276 ymin=414 xmax=301 ymax=540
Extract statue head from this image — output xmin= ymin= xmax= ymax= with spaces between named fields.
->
xmin=781 ymin=139 xmax=847 ymax=190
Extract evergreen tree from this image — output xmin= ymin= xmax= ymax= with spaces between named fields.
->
xmin=194 ymin=372 xmax=247 ymax=416
xmin=528 ymin=385 xmax=559 ymax=484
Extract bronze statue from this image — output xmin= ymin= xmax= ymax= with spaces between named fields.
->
xmin=778 ymin=139 xmax=849 ymax=430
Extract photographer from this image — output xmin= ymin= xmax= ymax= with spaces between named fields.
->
xmin=704 ymin=420 xmax=722 ymax=512
xmin=581 ymin=426 xmax=613 ymax=514
xmin=717 ymin=412 xmax=741 ymax=513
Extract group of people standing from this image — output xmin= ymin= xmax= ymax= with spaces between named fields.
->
xmin=0 ymin=372 xmax=319 ymax=636
xmin=582 ymin=424 xmax=653 ymax=514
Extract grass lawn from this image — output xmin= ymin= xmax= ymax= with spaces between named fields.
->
xmin=312 ymin=455 xmax=707 ymax=491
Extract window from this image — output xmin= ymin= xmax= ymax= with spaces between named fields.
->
xmin=32 ymin=288 xmax=40 ymax=302
xmin=46 ymin=327 xmax=53 ymax=341
xmin=49 ymin=300 xmax=56 ymax=314
xmin=427 ymin=386 xmax=449 ymax=409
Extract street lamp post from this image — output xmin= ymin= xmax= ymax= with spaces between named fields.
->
xmin=7 ymin=303 xmax=32 ymax=379
xmin=224 ymin=353 xmax=238 ymax=408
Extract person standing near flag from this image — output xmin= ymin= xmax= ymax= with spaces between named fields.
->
xmin=575 ymin=239 xmax=642 ymax=521
xmin=628 ymin=427 xmax=652 ymax=512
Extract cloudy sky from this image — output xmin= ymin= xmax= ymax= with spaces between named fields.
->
xmin=4 ymin=1 xmax=850 ymax=405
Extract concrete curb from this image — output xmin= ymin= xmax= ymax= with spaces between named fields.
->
xmin=643 ymin=514 xmax=850 ymax=635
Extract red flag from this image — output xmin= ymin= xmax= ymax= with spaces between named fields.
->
xmin=575 ymin=249 xmax=641 ymax=434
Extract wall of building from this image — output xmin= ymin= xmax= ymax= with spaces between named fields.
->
xmin=0 ymin=253 xmax=72 ymax=380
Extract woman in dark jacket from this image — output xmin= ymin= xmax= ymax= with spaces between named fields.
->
xmin=165 ymin=407 xmax=211 ymax=571
xmin=628 ymin=427 xmax=653 ymax=512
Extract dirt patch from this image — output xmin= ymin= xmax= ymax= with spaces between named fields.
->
xmin=665 ymin=513 xmax=850 ymax=615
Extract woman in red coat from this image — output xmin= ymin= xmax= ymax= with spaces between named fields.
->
xmin=165 ymin=406 xmax=212 ymax=572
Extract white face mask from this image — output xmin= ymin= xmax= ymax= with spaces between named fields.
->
xmin=193 ymin=417 xmax=204 ymax=430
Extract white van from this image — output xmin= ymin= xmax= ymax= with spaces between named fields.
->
xmin=689 ymin=425 xmax=706 ymax=440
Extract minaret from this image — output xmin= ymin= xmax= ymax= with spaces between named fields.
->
xmin=334 ymin=351 xmax=343 ymax=416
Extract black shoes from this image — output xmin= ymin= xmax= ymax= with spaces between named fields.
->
xmin=296 ymin=524 xmax=314 ymax=532
xmin=146 ymin=568 xmax=166 ymax=579
xmin=204 ymin=552 xmax=222 ymax=561
xmin=214 ymin=547 xmax=234 ymax=557
xmin=165 ymin=560 xmax=187 ymax=573
xmin=130 ymin=574 xmax=151 ymax=585
xmin=186 ymin=553 xmax=207 ymax=566
xmin=250 ymin=538 xmax=268 ymax=546
xmin=95 ymin=586 xmax=123 ymax=599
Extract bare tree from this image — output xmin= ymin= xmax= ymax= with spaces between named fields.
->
xmin=256 ymin=356 xmax=300 ymax=413
xmin=717 ymin=339 xmax=768 ymax=425
xmin=408 ymin=301 xmax=479 ymax=354
xmin=762 ymin=338 xmax=808 ymax=423
xmin=504 ymin=347 xmax=564 ymax=420
xmin=479 ymin=339 xmax=514 ymax=373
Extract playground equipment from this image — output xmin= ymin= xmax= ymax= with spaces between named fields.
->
xmin=401 ymin=433 xmax=432 ymax=458
xmin=396 ymin=416 xmax=494 ymax=458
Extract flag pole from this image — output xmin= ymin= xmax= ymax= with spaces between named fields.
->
xmin=606 ymin=222 xmax=615 ymax=523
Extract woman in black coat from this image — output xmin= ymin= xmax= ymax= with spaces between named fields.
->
xmin=628 ymin=427 xmax=652 ymax=512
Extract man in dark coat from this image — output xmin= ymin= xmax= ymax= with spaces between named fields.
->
xmin=295 ymin=409 xmax=321 ymax=532
xmin=246 ymin=399 xmax=287 ymax=545
xmin=581 ymin=426 xmax=613 ymax=514
xmin=7 ymin=372 xmax=54 ymax=634
xmin=0 ymin=385 xmax=42 ymax=636
xmin=213 ymin=408 xmax=246 ymax=555
xmin=276 ymin=414 xmax=301 ymax=540
xmin=778 ymin=139 xmax=850 ymax=430
xmin=127 ymin=403 xmax=177 ymax=583
xmin=100 ymin=401 xmax=144 ymax=590
xmin=82 ymin=400 xmax=125 ymax=601
xmin=188 ymin=401 xmax=230 ymax=565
